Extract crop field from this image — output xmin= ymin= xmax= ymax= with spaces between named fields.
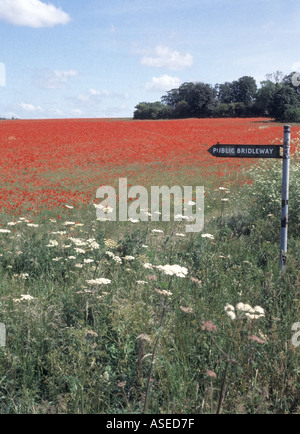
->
xmin=0 ymin=117 xmax=299 ymax=414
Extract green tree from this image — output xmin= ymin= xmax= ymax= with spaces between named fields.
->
xmin=177 ymin=82 xmax=217 ymax=116
xmin=161 ymin=88 xmax=180 ymax=108
xmin=161 ymin=82 xmax=217 ymax=117
xmin=215 ymin=82 xmax=234 ymax=104
xmin=231 ymin=76 xmax=257 ymax=105
xmin=269 ymin=85 xmax=300 ymax=121
xmin=254 ymin=80 xmax=279 ymax=116
xmin=173 ymin=100 xmax=191 ymax=118
xmin=133 ymin=102 xmax=166 ymax=120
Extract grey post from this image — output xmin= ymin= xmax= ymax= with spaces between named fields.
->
xmin=279 ymin=125 xmax=291 ymax=271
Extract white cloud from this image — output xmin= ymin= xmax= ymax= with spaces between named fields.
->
xmin=0 ymin=0 xmax=70 ymax=28
xmin=77 ymin=88 xmax=110 ymax=103
xmin=76 ymin=88 xmax=128 ymax=104
xmin=141 ymin=46 xmax=194 ymax=71
xmin=18 ymin=102 xmax=43 ymax=112
xmin=145 ymin=75 xmax=182 ymax=92
xmin=36 ymin=69 xmax=78 ymax=89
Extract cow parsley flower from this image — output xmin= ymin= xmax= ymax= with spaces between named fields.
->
xmin=201 ymin=234 xmax=214 ymax=240
xmin=152 ymin=229 xmax=164 ymax=234
xmin=86 ymin=278 xmax=111 ymax=285
xmin=155 ymin=264 xmax=188 ymax=278
xmin=46 ymin=240 xmax=58 ymax=247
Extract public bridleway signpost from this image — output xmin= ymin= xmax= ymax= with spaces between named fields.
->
xmin=208 ymin=144 xmax=281 ymax=159
xmin=207 ymin=125 xmax=291 ymax=272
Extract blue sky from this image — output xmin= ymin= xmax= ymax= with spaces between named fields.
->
xmin=0 ymin=0 xmax=300 ymax=119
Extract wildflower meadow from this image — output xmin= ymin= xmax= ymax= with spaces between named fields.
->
xmin=0 ymin=118 xmax=299 ymax=414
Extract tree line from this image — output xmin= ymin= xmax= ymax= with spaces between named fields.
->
xmin=133 ymin=71 xmax=300 ymax=122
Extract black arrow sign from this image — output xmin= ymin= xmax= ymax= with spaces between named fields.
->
xmin=208 ymin=143 xmax=281 ymax=159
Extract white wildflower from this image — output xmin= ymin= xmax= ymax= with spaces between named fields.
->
xmin=235 ymin=303 xmax=265 ymax=320
xmin=74 ymin=248 xmax=86 ymax=254
xmin=155 ymin=264 xmax=188 ymax=278
xmin=224 ymin=304 xmax=236 ymax=320
xmin=69 ymin=237 xmax=87 ymax=246
xmin=87 ymin=239 xmax=100 ymax=250
xmin=20 ymin=273 xmax=29 ymax=279
xmin=14 ymin=294 xmax=36 ymax=302
xmin=143 ymin=263 xmax=153 ymax=269
xmin=46 ymin=240 xmax=58 ymax=247
xmin=106 ymin=251 xmax=115 ymax=258
xmin=227 ymin=311 xmax=236 ymax=320
xmin=87 ymin=278 xmax=111 ymax=285
xmin=201 ymin=234 xmax=214 ymax=240
xmin=224 ymin=304 xmax=235 ymax=312
xmin=154 ymin=288 xmax=172 ymax=297
xmin=254 ymin=306 xmax=265 ymax=315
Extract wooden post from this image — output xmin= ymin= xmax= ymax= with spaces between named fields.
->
xmin=279 ymin=125 xmax=291 ymax=272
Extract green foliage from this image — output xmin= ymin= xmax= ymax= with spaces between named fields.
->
xmin=282 ymin=107 xmax=300 ymax=123
xmin=269 ymin=85 xmax=300 ymax=121
xmin=134 ymin=72 xmax=300 ymax=122
xmin=254 ymin=80 xmax=278 ymax=116
xmin=245 ymin=152 xmax=300 ymax=238
xmin=133 ymin=102 xmax=172 ymax=120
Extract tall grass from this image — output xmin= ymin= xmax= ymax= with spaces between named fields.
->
xmin=0 ymin=154 xmax=299 ymax=414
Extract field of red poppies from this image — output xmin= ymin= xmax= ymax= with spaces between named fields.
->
xmin=0 ymin=117 xmax=299 ymax=214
